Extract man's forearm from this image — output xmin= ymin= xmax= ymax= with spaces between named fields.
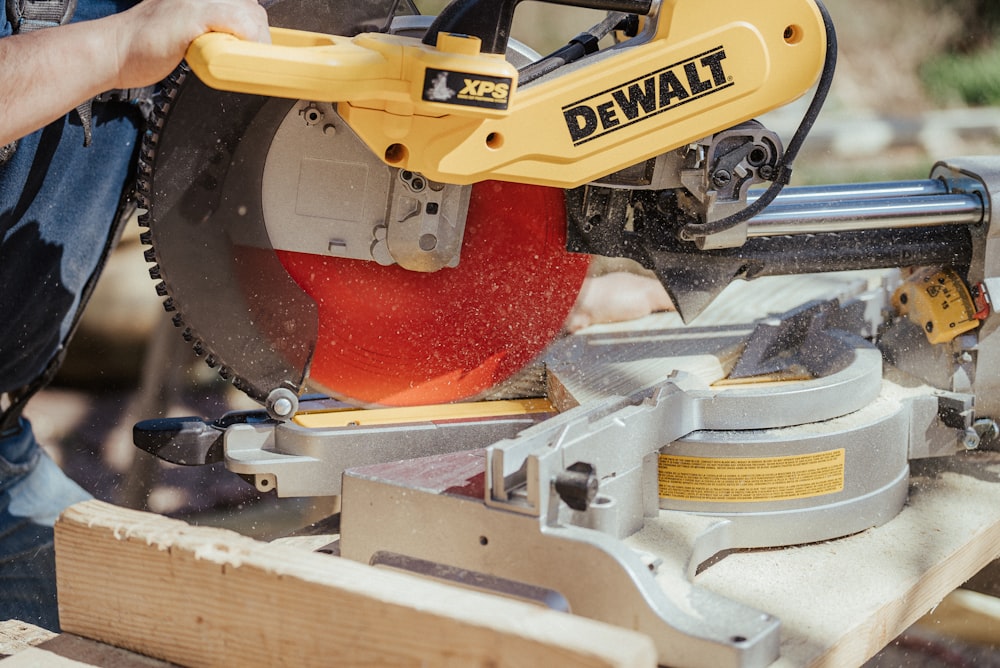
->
xmin=0 ymin=19 xmax=122 ymax=146
xmin=0 ymin=0 xmax=270 ymax=147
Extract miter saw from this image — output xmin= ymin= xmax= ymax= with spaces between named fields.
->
xmin=131 ymin=0 xmax=1000 ymax=666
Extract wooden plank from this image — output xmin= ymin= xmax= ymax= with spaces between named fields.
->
xmin=914 ymin=588 xmax=1000 ymax=647
xmin=687 ymin=452 xmax=1000 ymax=666
xmin=1 ymin=634 xmax=175 ymax=667
xmin=41 ymin=453 xmax=1000 ymax=668
xmin=0 ymin=621 xmax=56 ymax=659
xmin=54 ymin=500 xmax=656 ymax=668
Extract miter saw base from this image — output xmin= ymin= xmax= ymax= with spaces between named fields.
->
xmin=137 ymin=293 xmax=944 ymax=668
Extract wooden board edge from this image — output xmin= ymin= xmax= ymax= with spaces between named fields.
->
xmin=54 ymin=500 xmax=656 ymax=668
xmin=0 ymin=621 xmax=57 ymax=659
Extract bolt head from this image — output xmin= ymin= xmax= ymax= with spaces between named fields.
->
xmin=272 ymin=397 xmax=293 ymax=417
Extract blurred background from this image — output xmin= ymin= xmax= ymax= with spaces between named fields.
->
xmin=21 ymin=0 xmax=1000 ymax=664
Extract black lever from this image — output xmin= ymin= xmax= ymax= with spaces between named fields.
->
xmin=422 ymin=0 xmax=652 ymax=55
xmin=133 ymin=410 xmax=272 ymax=466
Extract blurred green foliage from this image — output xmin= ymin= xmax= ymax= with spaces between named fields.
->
xmin=919 ymin=0 xmax=1000 ymax=105
xmin=922 ymin=48 xmax=1000 ymax=105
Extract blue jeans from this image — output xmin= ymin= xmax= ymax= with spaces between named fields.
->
xmin=0 ymin=0 xmax=143 ymax=630
xmin=0 ymin=419 xmax=91 ymax=629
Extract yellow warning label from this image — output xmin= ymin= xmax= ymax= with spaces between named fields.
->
xmin=658 ymin=449 xmax=845 ymax=503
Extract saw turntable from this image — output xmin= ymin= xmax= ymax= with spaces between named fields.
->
xmin=131 ymin=0 xmax=1000 ymax=665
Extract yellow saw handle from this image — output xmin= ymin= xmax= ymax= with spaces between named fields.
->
xmin=183 ymin=0 xmax=828 ymax=188
xmin=185 ymin=27 xmax=517 ymax=117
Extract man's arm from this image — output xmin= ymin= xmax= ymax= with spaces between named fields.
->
xmin=0 ymin=0 xmax=269 ymax=146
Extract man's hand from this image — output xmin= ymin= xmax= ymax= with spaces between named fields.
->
xmin=565 ymin=272 xmax=675 ymax=333
xmin=0 ymin=0 xmax=270 ymax=145
xmin=110 ymin=0 xmax=270 ymax=90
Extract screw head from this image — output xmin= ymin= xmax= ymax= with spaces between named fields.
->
xmin=712 ymin=170 xmax=732 ymax=188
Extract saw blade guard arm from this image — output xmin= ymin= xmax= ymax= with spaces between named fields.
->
xmin=181 ymin=0 xmax=829 ymax=188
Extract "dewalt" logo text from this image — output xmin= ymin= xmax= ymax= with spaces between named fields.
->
xmin=562 ymin=46 xmax=732 ymax=145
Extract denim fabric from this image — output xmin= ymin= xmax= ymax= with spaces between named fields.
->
xmin=0 ymin=0 xmax=143 ymax=392
xmin=0 ymin=103 xmax=143 ymax=391
xmin=0 ymin=420 xmax=91 ymax=629
xmin=0 ymin=0 xmax=144 ymax=630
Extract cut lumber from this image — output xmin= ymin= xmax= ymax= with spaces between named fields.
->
xmin=0 ymin=621 xmax=56 ymax=658
xmin=0 ymin=633 xmax=174 ymax=667
xmin=54 ymin=500 xmax=656 ymax=668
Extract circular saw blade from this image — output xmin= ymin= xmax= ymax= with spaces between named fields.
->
xmin=278 ymin=181 xmax=589 ymax=406
xmin=139 ymin=0 xmax=589 ymax=408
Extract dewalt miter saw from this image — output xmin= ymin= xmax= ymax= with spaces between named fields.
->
xmin=133 ymin=1 xmax=1000 ymax=666
xmin=137 ymin=0 xmax=833 ymax=410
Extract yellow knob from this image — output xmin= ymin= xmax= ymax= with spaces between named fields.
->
xmin=892 ymin=267 xmax=980 ymax=345
xmin=436 ymin=32 xmax=482 ymax=56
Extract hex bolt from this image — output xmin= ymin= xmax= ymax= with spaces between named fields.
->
xmin=265 ymin=387 xmax=299 ymax=421
xmin=961 ymin=427 xmax=980 ymax=450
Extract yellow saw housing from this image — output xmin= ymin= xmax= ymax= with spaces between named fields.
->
xmin=185 ymin=0 xmax=827 ymax=187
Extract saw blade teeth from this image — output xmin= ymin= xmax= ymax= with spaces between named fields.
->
xmin=232 ymin=377 xmax=253 ymax=395
xmin=152 ymin=101 xmax=171 ymax=122
xmin=135 ymin=61 xmax=273 ymax=407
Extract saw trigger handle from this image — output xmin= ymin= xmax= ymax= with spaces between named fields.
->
xmin=184 ymin=25 xmax=518 ymax=117
xmin=184 ymin=27 xmax=387 ymax=101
